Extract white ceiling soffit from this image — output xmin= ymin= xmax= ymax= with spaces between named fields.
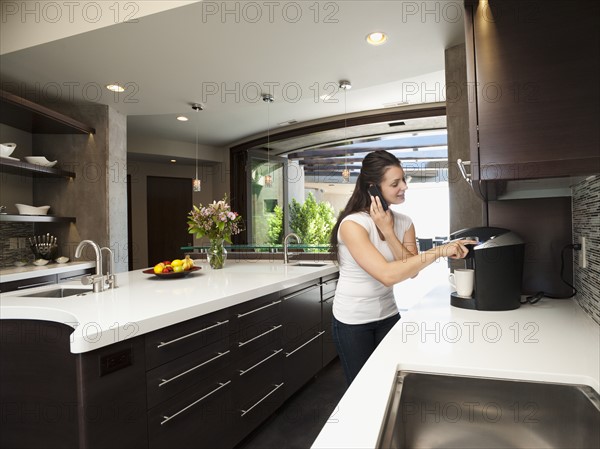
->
xmin=0 ymin=1 xmax=465 ymax=147
xmin=0 ymin=1 xmax=199 ymax=55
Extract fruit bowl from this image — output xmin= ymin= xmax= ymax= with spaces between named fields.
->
xmin=143 ymin=266 xmax=201 ymax=278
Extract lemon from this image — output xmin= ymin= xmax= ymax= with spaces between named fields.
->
xmin=153 ymin=263 xmax=165 ymax=274
xmin=173 ymin=265 xmax=184 ymax=273
xmin=171 ymin=259 xmax=183 ymax=267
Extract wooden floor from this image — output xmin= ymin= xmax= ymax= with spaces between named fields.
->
xmin=235 ymin=358 xmax=347 ymax=449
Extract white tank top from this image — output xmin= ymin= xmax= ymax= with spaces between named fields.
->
xmin=333 ymin=211 xmax=413 ymax=325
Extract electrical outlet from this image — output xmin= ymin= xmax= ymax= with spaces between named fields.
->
xmin=579 ymin=236 xmax=587 ymax=269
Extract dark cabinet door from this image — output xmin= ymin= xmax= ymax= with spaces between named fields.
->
xmin=283 ymin=330 xmax=323 ymax=400
xmin=147 ymin=367 xmax=234 ymax=449
xmin=465 ymin=0 xmax=599 ymax=180
xmin=321 ymin=275 xmax=339 ymax=367
xmin=281 ymin=282 xmax=322 ymax=350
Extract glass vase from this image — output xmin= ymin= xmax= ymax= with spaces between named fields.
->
xmin=207 ymin=238 xmax=227 ymax=269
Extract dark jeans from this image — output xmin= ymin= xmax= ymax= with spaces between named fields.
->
xmin=332 ymin=313 xmax=400 ymax=385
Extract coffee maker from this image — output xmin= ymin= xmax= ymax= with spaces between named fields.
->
xmin=449 ymin=227 xmax=525 ymax=311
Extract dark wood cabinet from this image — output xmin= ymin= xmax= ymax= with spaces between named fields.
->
xmin=147 ymin=367 xmax=234 ymax=449
xmin=0 ymin=270 xmax=340 ymax=449
xmin=144 ymin=307 xmax=234 ymax=449
xmin=144 ymin=308 xmax=230 ymax=370
xmin=464 ymin=0 xmax=600 ymax=181
xmin=321 ymin=274 xmax=339 ymax=367
xmin=0 ymin=320 xmax=148 ymax=449
xmin=230 ymin=292 xmax=284 ymax=443
xmin=281 ymin=281 xmax=324 ymax=399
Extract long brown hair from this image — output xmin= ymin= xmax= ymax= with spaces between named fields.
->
xmin=329 ymin=150 xmax=402 ymax=260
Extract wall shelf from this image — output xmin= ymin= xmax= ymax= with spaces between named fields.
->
xmin=0 ymin=89 xmax=95 ymax=135
xmin=0 ymin=214 xmax=76 ymax=223
xmin=0 ymin=158 xmax=76 ymax=178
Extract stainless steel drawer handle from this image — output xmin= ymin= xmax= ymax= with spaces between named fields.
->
xmin=159 ymin=350 xmax=231 ymax=387
xmin=285 ymin=331 xmax=325 ymax=358
xmin=238 ymin=324 xmax=282 ymax=347
xmin=157 ymin=320 xmax=229 ymax=349
xmin=16 ymin=280 xmax=54 ymax=289
xmin=240 ymin=382 xmax=284 ymax=417
xmin=237 ymin=300 xmax=281 ymax=318
xmin=239 ymin=349 xmax=283 ymax=376
xmin=160 ymin=380 xmax=231 ymax=425
xmin=282 ymin=284 xmax=320 ymax=301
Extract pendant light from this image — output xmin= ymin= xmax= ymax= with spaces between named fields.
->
xmin=192 ymin=103 xmax=202 ymax=192
xmin=339 ymin=80 xmax=351 ymax=183
xmin=262 ymin=93 xmax=274 ymax=187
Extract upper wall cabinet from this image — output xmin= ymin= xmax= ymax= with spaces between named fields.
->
xmin=464 ymin=0 xmax=599 ymax=181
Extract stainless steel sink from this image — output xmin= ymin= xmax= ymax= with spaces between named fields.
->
xmin=377 ymin=371 xmax=600 ymax=449
xmin=18 ymin=287 xmax=92 ymax=298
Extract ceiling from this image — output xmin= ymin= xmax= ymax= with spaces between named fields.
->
xmin=0 ymin=1 xmax=465 ymax=174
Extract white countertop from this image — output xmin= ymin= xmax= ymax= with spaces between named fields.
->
xmin=0 ymin=260 xmax=338 ymax=353
xmin=0 ymin=261 xmax=96 ymax=282
xmin=312 ymin=263 xmax=600 ymax=449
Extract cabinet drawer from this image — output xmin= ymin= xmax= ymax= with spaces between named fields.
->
xmin=237 ymin=319 xmax=282 ymax=359
xmin=282 ymin=282 xmax=321 ymax=349
xmin=145 ymin=309 xmax=230 ymax=369
xmin=321 ymin=275 xmax=338 ymax=298
xmin=234 ymin=376 xmax=285 ymax=442
xmin=321 ymin=295 xmax=338 ymax=367
xmin=148 ymin=367 xmax=234 ymax=449
xmin=235 ymin=341 xmax=283 ymax=407
xmin=146 ymin=338 xmax=232 ymax=409
xmin=231 ymin=292 xmax=281 ymax=336
xmin=0 ymin=274 xmax=56 ymax=293
xmin=284 ymin=330 xmax=324 ymax=399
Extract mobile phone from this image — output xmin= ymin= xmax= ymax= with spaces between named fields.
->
xmin=368 ymin=185 xmax=389 ymax=212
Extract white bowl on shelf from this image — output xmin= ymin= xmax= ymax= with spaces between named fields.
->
xmin=55 ymin=256 xmax=69 ymax=264
xmin=15 ymin=203 xmax=51 ymax=215
xmin=33 ymin=259 xmax=50 ymax=266
xmin=0 ymin=142 xmax=17 ymax=158
xmin=24 ymin=156 xmax=57 ymax=168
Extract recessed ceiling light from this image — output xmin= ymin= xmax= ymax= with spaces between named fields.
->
xmin=170 ymin=159 xmax=177 ymax=163
xmin=177 ymin=116 xmax=189 ymax=122
xmin=106 ymin=84 xmax=125 ymax=92
xmin=366 ymin=32 xmax=387 ymax=46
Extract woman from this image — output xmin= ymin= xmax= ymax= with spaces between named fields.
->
xmin=330 ymin=150 xmax=473 ymax=385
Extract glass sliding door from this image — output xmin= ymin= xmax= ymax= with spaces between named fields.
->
xmin=247 ymin=150 xmax=287 ymax=245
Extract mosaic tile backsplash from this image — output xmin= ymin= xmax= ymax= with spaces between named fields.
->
xmin=0 ymin=223 xmax=34 ymax=268
xmin=572 ymin=175 xmax=600 ymax=325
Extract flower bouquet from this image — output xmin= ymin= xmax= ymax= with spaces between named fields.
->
xmin=187 ymin=194 xmax=244 ymax=269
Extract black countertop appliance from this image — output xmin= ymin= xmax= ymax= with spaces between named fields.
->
xmin=450 ymin=227 xmax=525 ymax=311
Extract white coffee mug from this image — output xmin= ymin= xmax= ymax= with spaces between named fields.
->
xmin=449 ymin=269 xmax=475 ymax=297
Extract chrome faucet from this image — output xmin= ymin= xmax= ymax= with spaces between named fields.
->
xmin=75 ymin=240 xmax=105 ymax=293
xmin=284 ymin=232 xmax=301 ymax=264
xmin=101 ymin=246 xmax=117 ymax=289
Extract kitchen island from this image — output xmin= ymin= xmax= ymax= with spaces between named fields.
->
xmin=0 ymin=260 xmax=339 ymax=449
xmin=312 ymin=266 xmax=600 ymax=449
